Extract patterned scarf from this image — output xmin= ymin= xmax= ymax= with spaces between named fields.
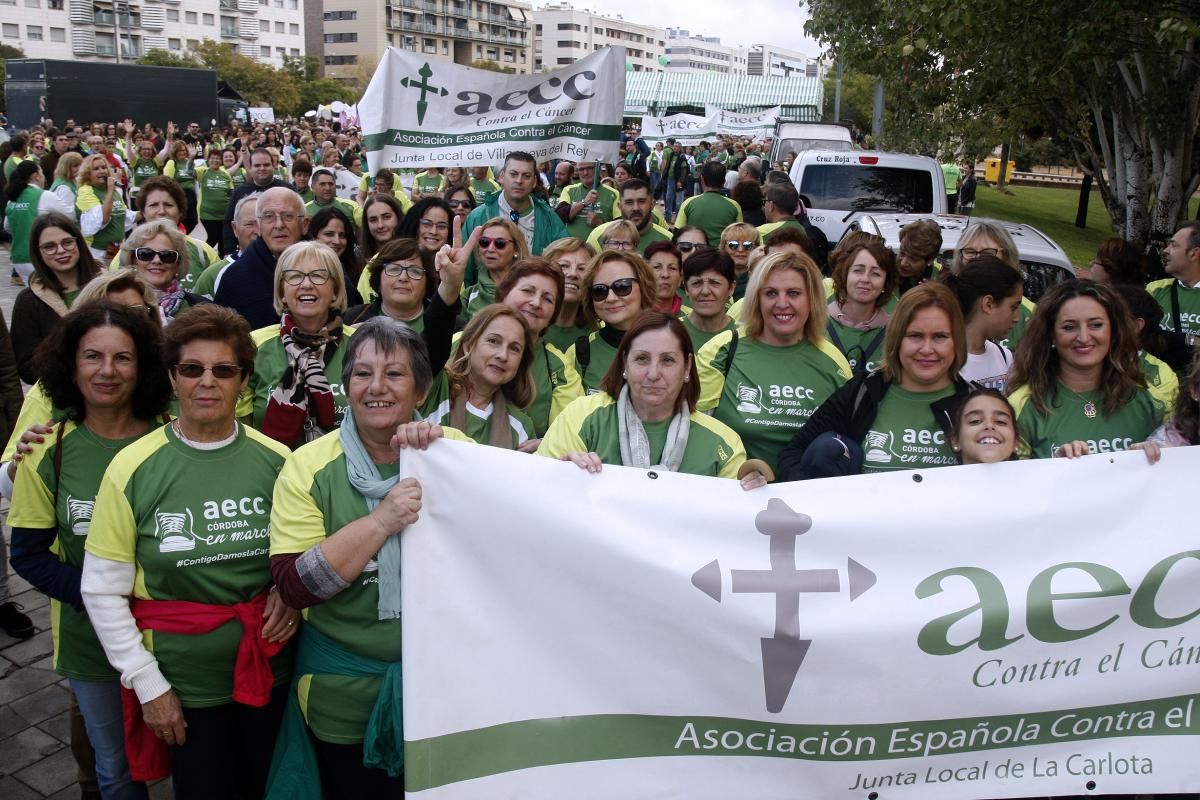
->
xmin=260 ymin=313 xmax=343 ymax=447
xmin=157 ymin=280 xmax=186 ymax=323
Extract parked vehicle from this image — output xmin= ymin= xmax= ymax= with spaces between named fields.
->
xmin=768 ymin=122 xmax=854 ymax=167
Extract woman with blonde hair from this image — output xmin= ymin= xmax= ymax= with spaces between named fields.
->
xmin=420 ymin=304 xmax=537 ymax=449
xmin=697 ymin=250 xmax=851 ymax=476
xmin=719 ymin=221 xmax=762 ymax=300
xmin=541 ymin=237 xmax=595 ymax=352
xmin=119 ymin=220 xmax=206 ymax=325
xmin=461 ymin=216 xmax=530 ymax=322
xmin=778 ymin=282 xmax=972 ymax=480
xmin=76 ymin=154 xmax=128 ymax=260
xmin=598 ymin=219 xmax=640 ymax=253
xmin=51 ymin=151 xmax=83 ymax=206
xmin=949 ymin=219 xmax=1037 ymax=350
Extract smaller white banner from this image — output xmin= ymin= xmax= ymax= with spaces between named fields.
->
xmin=638 ymin=112 xmax=719 ymax=145
xmin=705 ymin=104 xmax=780 ymax=137
xmin=248 ymin=107 xmax=275 ymax=123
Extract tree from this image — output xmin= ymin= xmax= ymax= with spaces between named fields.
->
xmin=470 ymin=59 xmax=515 ymax=74
xmin=188 ymin=40 xmax=301 ymax=116
xmin=822 ymin=70 xmax=874 ymax=130
xmin=805 ymin=0 xmax=1200 ymax=251
xmin=0 ymin=43 xmax=26 ymax=114
xmin=137 ymin=49 xmax=202 ymax=68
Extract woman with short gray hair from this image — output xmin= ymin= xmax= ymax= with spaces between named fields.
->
xmin=267 ymin=316 xmax=472 ymax=796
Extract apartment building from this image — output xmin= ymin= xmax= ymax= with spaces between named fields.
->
xmin=747 ymin=43 xmax=822 ymax=80
xmin=0 ymin=0 xmax=305 ymax=68
xmin=531 ymin=3 xmax=663 ymax=73
xmin=663 ymin=28 xmax=747 ymax=75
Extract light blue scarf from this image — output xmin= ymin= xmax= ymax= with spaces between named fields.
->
xmin=339 ymin=411 xmax=404 ymax=620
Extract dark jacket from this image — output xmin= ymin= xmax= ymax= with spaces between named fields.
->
xmin=12 ymin=279 xmax=70 ymax=384
xmin=0 ymin=308 xmax=24 ymax=445
xmin=777 ymin=371 xmax=975 ymax=481
xmin=213 ymin=236 xmax=283 ymax=330
xmin=220 ymin=179 xmax=296 ymax=255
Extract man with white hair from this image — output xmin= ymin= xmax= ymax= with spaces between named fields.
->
xmin=213 ymin=187 xmax=305 ymax=328
xmin=194 ymin=193 xmax=260 ymax=298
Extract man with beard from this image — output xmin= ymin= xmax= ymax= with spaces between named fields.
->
xmin=586 ymin=179 xmax=673 ymax=255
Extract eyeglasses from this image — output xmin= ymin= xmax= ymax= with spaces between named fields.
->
xmin=419 ymin=219 xmax=450 ymax=232
xmin=134 ymin=247 xmax=180 ymax=264
xmin=604 ymin=240 xmax=634 ymax=251
xmin=447 ymin=199 xmax=471 ymax=209
xmin=281 ymin=268 xmax=332 ymax=286
xmin=382 ymin=263 xmax=426 ymax=280
xmin=589 ymin=277 xmax=636 ymax=302
xmin=479 ymin=237 xmax=510 ymax=251
xmin=173 ymin=362 xmax=244 ymax=380
xmin=39 ymin=237 xmax=78 ymax=255
xmin=676 ymin=241 xmax=707 ymax=253
xmin=726 ymin=241 xmax=756 ymax=252
xmin=961 ymin=247 xmax=1002 ymax=260
xmin=260 ymin=211 xmax=302 ymax=225
xmin=129 ymin=304 xmax=158 ymax=318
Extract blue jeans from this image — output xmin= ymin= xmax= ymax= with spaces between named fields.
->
xmin=665 ymin=180 xmax=684 ymax=219
xmin=69 ymin=678 xmax=148 ymax=800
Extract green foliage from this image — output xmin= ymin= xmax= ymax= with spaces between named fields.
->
xmin=137 ymin=49 xmax=202 ymax=68
xmin=0 ymin=42 xmax=27 ymax=114
xmin=470 ymin=59 xmax=515 ymax=74
xmin=821 ymin=70 xmax=873 ymax=130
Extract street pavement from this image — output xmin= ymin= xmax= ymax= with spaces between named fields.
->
xmin=0 ymin=242 xmax=173 ymax=799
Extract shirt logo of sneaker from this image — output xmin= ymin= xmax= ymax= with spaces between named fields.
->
xmin=66 ymin=496 xmax=95 ymax=536
xmin=155 ymin=509 xmax=197 ymax=552
xmin=735 ymin=383 xmax=763 ymax=413
xmin=863 ymin=430 xmax=897 ymax=464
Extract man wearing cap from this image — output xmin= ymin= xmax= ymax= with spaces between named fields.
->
xmin=305 ymin=166 xmax=363 ymax=228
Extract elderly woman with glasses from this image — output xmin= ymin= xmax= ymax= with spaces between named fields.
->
xmin=82 ymin=305 xmax=297 ymax=799
xmin=598 ymin=219 xmax=640 ymax=253
xmin=119 ymin=220 xmax=210 ymax=326
xmin=240 ymin=241 xmax=354 ymax=449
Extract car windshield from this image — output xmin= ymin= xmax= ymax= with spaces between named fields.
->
xmin=777 ymin=138 xmax=854 ymax=161
xmin=800 ymin=165 xmax=934 ymax=213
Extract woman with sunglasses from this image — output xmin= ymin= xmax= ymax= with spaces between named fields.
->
xmin=119 ymin=220 xmax=209 ymax=327
xmin=697 ymin=251 xmax=852 ymax=477
xmin=82 ymin=305 xmax=298 ymax=799
xmin=541 ymin=238 xmax=595 ymax=353
xmin=307 ymin=207 xmax=364 ymax=308
xmin=444 ymin=185 xmax=476 ymax=221
xmin=719 ymin=222 xmax=762 ymax=300
xmin=541 ymin=311 xmax=769 ymax=487
xmin=10 ymin=302 xmax=171 ymax=800
xmin=673 ymin=226 xmax=710 ymax=264
xmin=420 ymin=304 xmax=537 ymax=449
xmin=462 ymin=217 xmax=530 ymax=322
xmin=568 ymin=250 xmax=657 ymax=394
xmin=243 ymin=242 xmax=354 ymax=450
xmin=13 ymin=213 xmax=102 ymax=384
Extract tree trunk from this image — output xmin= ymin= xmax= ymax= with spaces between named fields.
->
xmin=1075 ymin=170 xmax=1092 ymax=229
xmin=996 ymin=142 xmax=1010 ymax=190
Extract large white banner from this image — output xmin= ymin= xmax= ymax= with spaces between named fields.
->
xmin=359 ymin=47 xmax=624 ymax=170
xmin=401 ymin=442 xmax=1200 ymax=798
xmin=638 ymin=112 xmax=719 ymax=145
xmin=705 ymin=104 xmax=781 ymax=137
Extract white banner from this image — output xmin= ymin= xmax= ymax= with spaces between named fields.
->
xmin=248 ymin=106 xmax=275 ymax=123
xmin=400 ymin=442 xmax=1200 ymax=798
xmin=706 ymin=104 xmax=781 ymax=137
xmin=359 ymin=47 xmax=624 ymax=170
xmin=638 ymin=112 xmax=719 ymax=145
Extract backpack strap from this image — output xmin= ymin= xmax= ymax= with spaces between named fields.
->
xmin=722 ymin=329 xmax=739 ymax=378
xmin=1171 ymin=281 xmax=1183 ymax=335
xmin=574 ymin=334 xmax=591 ymax=386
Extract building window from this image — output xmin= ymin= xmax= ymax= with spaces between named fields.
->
xmin=534 ymin=24 xmax=541 ymax=33
xmin=167 ymin=8 xmax=178 ymax=20
xmin=27 ymin=25 xmax=43 ymax=39
xmin=290 ymin=47 xmax=299 ymax=55
xmin=202 ymin=13 xmax=214 ymax=26
xmin=49 ymin=0 xmax=63 ymax=7
xmin=323 ymin=32 xmax=357 ymax=43
xmin=168 ymin=37 xmax=181 ymax=49
xmin=187 ymin=38 xmax=199 ymax=49
xmin=324 ymin=54 xmax=358 ymax=65
xmin=221 ymin=16 xmax=237 ymax=36
xmin=276 ymin=46 xmax=285 ymax=56
xmin=260 ymin=45 xmax=270 ymax=57
xmin=95 ymin=31 xmax=114 ymax=54
xmin=1 ymin=23 xmax=19 ymax=37
xmin=422 ymin=37 xmax=435 ymax=53
xmin=185 ymin=10 xmax=197 ymax=23
xmin=288 ymin=23 xmax=298 ymax=35
xmin=556 ymin=57 xmax=570 ymax=65
xmin=287 ymin=0 xmax=297 ymax=8
xmin=323 ymin=10 xmax=356 ymax=20
xmin=259 ymin=19 xmax=269 ymax=31
xmin=50 ymin=26 xmax=65 ymax=41
xmin=25 ymin=0 xmax=39 ymax=7
xmin=274 ymin=21 xmax=283 ymax=33
xmin=273 ymin=0 xmax=282 ymax=7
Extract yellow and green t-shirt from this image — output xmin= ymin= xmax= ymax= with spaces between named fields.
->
xmin=8 ymin=421 xmax=146 ymax=680
xmin=681 ymin=315 xmax=737 ymax=353
xmin=1140 ymin=351 xmax=1179 ymax=410
xmin=419 ymin=372 xmax=536 ymax=449
xmin=86 ymin=424 xmax=292 ymax=707
xmin=1009 ymin=383 xmax=1165 ymax=459
xmin=305 ymin=197 xmax=362 ymax=229
xmin=860 ymin=384 xmax=958 ymax=473
xmin=696 ymin=331 xmax=852 ymax=474
xmin=586 ymin=219 xmax=673 ymax=255
xmin=76 ymin=184 xmax=127 ymax=251
xmin=2 ymin=382 xmax=54 ymax=464
xmin=561 ymin=182 xmax=619 ymax=241
xmin=537 ymin=392 xmax=746 ymax=479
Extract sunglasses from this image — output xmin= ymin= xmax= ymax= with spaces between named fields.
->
xmin=589 ymin=277 xmax=636 ymax=302
xmin=447 ymin=199 xmax=471 ymax=208
xmin=479 ymin=237 xmax=510 ymax=251
xmin=174 ymin=362 xmax=244 ymax=380
xmin=134 ymin=247 xmax=180 ymax=264
xmin=677 ymin=242 xmax=707 ymax=253
xmin=726 ymin=241 xmax=756 ymax=252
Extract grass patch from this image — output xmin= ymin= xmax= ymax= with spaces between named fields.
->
xmin=973 ymin=184 xmax=1200 ymax=267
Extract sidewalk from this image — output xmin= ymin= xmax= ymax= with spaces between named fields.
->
xmin=0 ymin=243 xmax=170 ymax=798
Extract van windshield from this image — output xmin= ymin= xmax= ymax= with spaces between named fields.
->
xmin=777 ymin=138 xmax=854 ymax=161
xmin=799 ymin=165 xmax=934 ymax=213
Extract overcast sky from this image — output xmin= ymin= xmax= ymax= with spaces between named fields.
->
xmin=535 ymin=1 xmax=824 ymax=58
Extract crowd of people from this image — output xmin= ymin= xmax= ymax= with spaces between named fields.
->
xmin=0 ymin=113 xmax=1197 ymax=799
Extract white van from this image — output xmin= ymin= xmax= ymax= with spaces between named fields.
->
xmin=769 ymin=122 xmax=854 ymax=166
xmin=788 ymin=150 xmax=946 ymax=245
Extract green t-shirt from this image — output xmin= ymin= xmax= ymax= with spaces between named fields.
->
xmin=470 ymin=177 xmax=500 ymax=200
xmin=192 ymin=255 xmax=233 ymax=299
xmin=86 ymin=424 xmax=292 ymax=708
xmin=1147 ymin=279 xmax=1200 ymax=342
xmin=420 ymin=372 xmax=536 ymax=449
xmin=461 ymin=268 xmax=498 ymax=323
xmin=238 ymin=325 xmax=354 ymax=447
xmin=826 ymin=318 xmax=887 ymax=375
xmin=269 ymin=428 xmax=469 ymax=743
xmin=676 ymin=191 xmax=743 ymax=247
xmin=228 ymin=167 xmax=248 ymax=190
xmin=941 ymin=163 xmax=962 ymax=195
xmin=413 ymin=172 xmax=446 ymax=196
xmin=167 ymin=158 xmax=196 ymax=191
xmin=131 ymin=158 xmax=161 ymax=188
xmin=305 ymin=198 xmax=360 ymax=229
xmin=1009 ymin=383 xmax=1165 ymax=459
xmin=696 ymin=332 xmax=852 ymax=474
xmin=681 ymin=315 xmax=737 ymax=353
xmin=5 ymin=185 xmax=43 ymax=263
xmin=567 ymin=329 xmax=622 ymax=396
xmin=544 ymin=322 xmax=593 ymax=354
xmin=537 ymin=393 xmax=746 ymax=478
xmin=861 ymin=384 xmax=957 ymax=473
xmin=524 ymin=340 xmax=583 ymax=437
xmin=562 ymin=182 xmax=619 ymax=241
xmin=9 ymin=421 xmax=145 ymax=680
xmin=196 ymin=165 xmax=235 ymax=220
xmin=76 ymin=184 xmax=127 ymax=251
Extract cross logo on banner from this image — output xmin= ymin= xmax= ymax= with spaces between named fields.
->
xmin=400 ymin=62 xmax=449 ymax=125
xmin=691 ymin=498 xmax=877 ymax=713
